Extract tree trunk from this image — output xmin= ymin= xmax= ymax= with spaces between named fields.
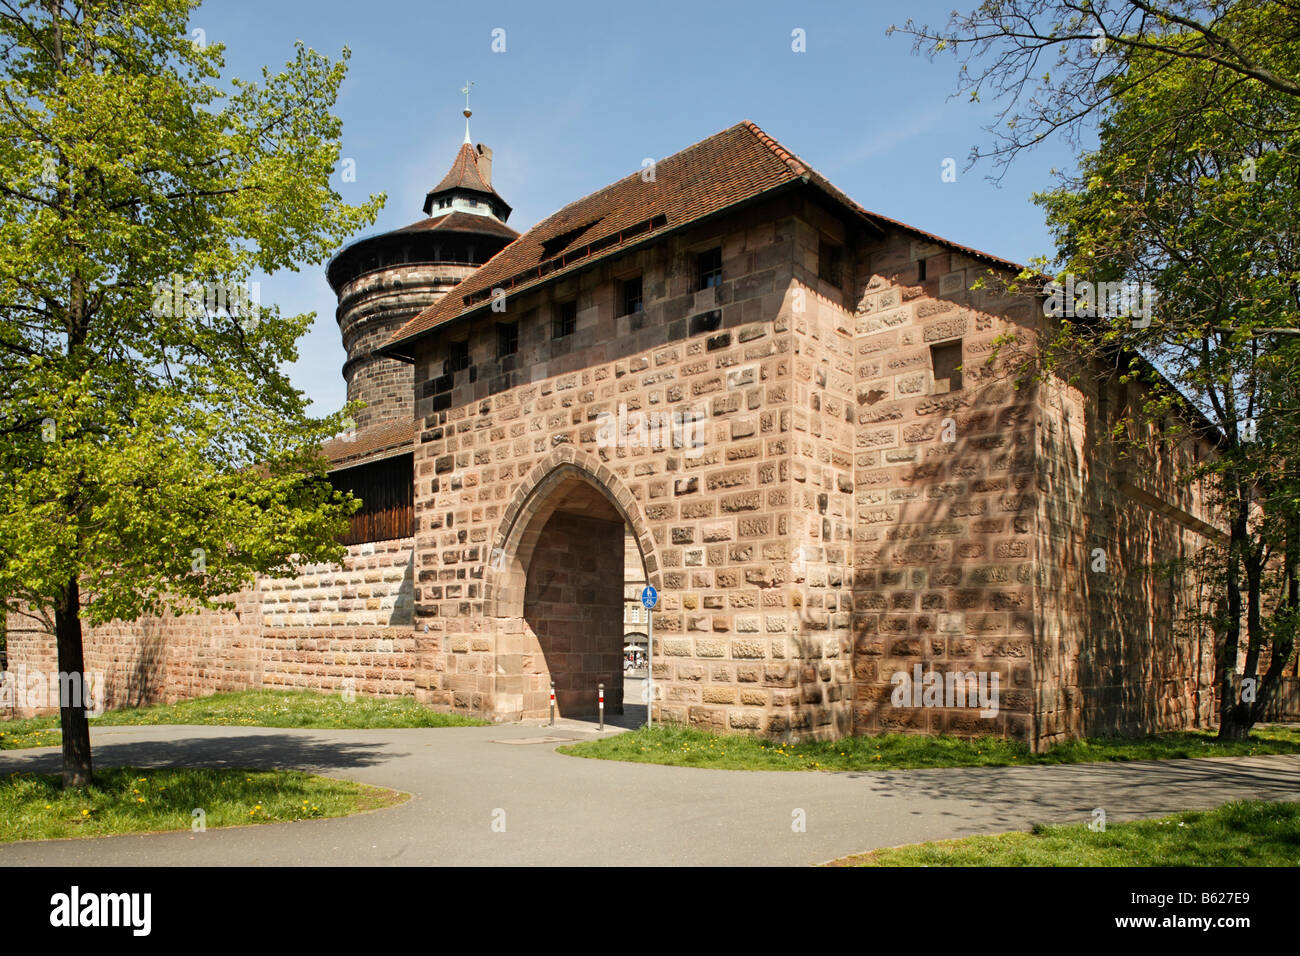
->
xmin=1217 ymin=711 xmax=1254 ymax=740
xmin=54 ymin=575 xmax=93 ymax=788
xmin=1216 ymin=488 xmax=1247 ymax=740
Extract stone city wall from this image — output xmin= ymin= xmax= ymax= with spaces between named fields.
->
xmin=3 ymin=537 xmax=414 ymax=716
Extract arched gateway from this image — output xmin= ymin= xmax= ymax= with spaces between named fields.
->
xmin=484 ymin=448 xmax=659 ymax=721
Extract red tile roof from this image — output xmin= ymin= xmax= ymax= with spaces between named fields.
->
xmin=386 ymin=120 xmax=1026 ymax=351
xmin=390 ymin=210 xmax=519 ymax=240
xmin=325 ymin=210 xmax=519 ymax=292
xmin=321 ymin=418 xmax=418 ymax=470
xmin=425 ymin=142 xmax=510 ymax=214
xmin=434 ymin=142 xmax=494 ymax=193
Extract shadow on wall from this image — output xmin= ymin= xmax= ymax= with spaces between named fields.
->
xmin=390 ymin=551 xmax=415 ymax=626
xmin=523 ymin=508 xmax=626 ymax=718
xmin=1057 ymin=373 xmax=1213 ymax=740
xmin=851 ymin=360 xmax=1039 ymax=742
xmin=120 ymin=618 xmax=167 ymax=711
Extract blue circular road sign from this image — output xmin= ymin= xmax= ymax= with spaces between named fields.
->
xmin=640 ymin=585 xmax=658 ymax=609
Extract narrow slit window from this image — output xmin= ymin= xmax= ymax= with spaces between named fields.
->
xmin=819 ymin=241 xmax=843 ymax=286
xmin=621 ymin=276 xmax=644 ymax=316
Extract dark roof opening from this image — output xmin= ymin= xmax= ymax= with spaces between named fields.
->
xmin=540 ymin=220 xmax=603 ymax=260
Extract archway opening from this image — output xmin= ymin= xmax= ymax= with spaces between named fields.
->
xmin=512 ymin=472 xmax=647 ymax=720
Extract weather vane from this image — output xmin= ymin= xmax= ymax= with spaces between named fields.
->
xmin=461 ymin=80 xmax=474 ymax=143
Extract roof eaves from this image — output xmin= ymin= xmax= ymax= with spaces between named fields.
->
xmin=325 ymin=440 xmax=415 ymax=472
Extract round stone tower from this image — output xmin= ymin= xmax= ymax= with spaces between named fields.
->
xmin=327 ymin=125 xmax=517 ymax=430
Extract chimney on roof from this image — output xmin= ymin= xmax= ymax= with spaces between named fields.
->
xmin=475 ymin=143 xmax=493 ymax=186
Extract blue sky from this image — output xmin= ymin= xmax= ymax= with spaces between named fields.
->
xmin=194 ymin=0 xmax=1081 ymax=415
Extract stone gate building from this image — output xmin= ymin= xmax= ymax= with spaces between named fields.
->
xmin=6 ymin=118 xmax=1247 ymax=748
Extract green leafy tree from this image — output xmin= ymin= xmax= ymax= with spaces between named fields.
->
xmin=0 ymin=1 xmax=381 ymax=786
xmin=1033 ymin=36 xmax=1300 ymax=737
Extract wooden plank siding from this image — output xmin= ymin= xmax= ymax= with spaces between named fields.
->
xmin=329 ymin=453 xmax=414 ymax=545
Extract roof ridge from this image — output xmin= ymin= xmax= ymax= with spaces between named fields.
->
xmin=522 ymin=121 xmax=769 ymax=241
xmin=740 ymin=119 xmax=808 ymax=178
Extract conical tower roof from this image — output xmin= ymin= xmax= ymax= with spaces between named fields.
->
xmin=423 ymin=142 xmax=512 ymax=220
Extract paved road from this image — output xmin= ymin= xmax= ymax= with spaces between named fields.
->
xmin=2 ymin=722 xmax=1298 ymax=866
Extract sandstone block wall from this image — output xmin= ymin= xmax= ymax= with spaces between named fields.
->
xmin=409 ymin=196 xmax=815 ymax=733
xmin=406 ymin=195 xmax=1069 ymax=742
xmin=3 ymin=537 xmax=415 ymax=716
xmin=848 ymin=230 xmax=1041 ymax=742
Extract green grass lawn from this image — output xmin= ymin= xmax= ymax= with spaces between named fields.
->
xmin=828 ymin=800 xmax=1300 ymax=866
xmin=556 ymin=722 xmax=1300 ymax=771
xmin=0 ymin=689 xmax=486 ymax=749
xmin=0 ymin=765 xmax=407 ymax=843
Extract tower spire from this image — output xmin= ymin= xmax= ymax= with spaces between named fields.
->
xmin=461 ymin=80 xmax=474 ymax=144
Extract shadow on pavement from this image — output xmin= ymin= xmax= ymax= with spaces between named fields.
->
xmin=0 ymin=732 xmax=402 ymax=777
xmin=841 ymin=755 xmax=1300 ymax=830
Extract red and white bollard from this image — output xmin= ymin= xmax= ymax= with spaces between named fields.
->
xmin=598 ymin=682 xmax=605 ymax=731
xmin=549 ymin=681 xmax=555 ymax=726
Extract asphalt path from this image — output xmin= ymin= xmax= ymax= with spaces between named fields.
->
xmin=2 ymin=722 xmax=1297 ymax=865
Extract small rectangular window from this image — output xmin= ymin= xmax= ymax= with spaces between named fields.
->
xmin=917 ymin=258 xmax=927 ymax=281
xmin=931 ymin=340 xmax=963 ymax=393
xmin=552 ymin=300 xmax=576 ymax=338
xmin=819 ymin=241 xmax=843 ymax=286
xmin=445 ymin=340 xmax=470 ymax=374
xmin=696 ymin=247 xmax=722 ymax=291
xmin=621 ymin=276 xmax=644 ymax=316
xmin=496 ymin=322 xmax=518 ymax=358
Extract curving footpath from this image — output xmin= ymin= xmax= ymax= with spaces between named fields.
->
xmin=1 ymin=722 xmax=1297 ymax=866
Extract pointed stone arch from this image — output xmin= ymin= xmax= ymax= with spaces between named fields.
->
xmin=484 ymin=446 xmax=659 ymax=720
xmin=486 ymin=446 xmax=659 ymax=620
